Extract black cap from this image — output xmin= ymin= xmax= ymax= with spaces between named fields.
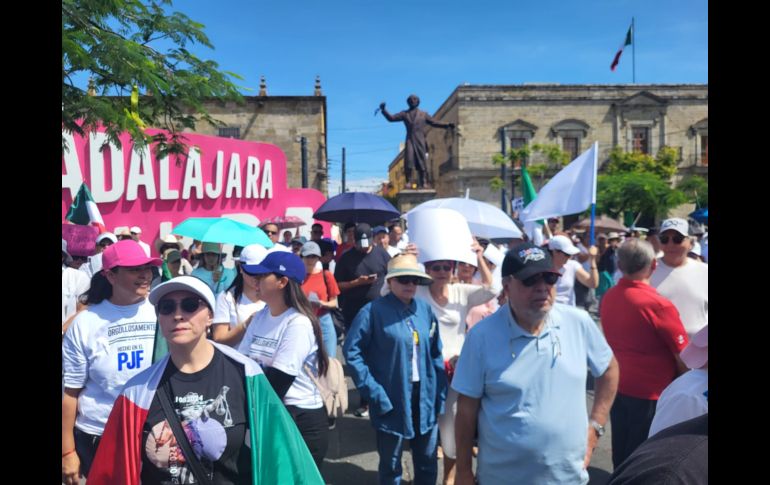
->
xmin=502 ymin=242 xmax=560 ymax=281
xmin=355 ymin=223 xmax=373 ymax=241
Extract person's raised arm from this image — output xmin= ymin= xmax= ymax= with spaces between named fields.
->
xmin=379 ymin=102 xmax=399 ymax=122
xmin=575 ymin=245 xmax=600 ymax=288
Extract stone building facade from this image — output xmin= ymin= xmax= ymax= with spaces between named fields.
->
xmin=186 ymin=78 xmax=329 ymax=195
xmin=396 ymin=84 xmax=707 ymax=206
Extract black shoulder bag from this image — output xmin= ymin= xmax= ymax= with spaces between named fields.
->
xmin=157 ymin=379 xmax=215 ymax=485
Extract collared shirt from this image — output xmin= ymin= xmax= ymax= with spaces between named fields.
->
xmin=343 ymin=293 xmax=447 ymax=438
xmin=601 ymin=278 xmax=688 ymax=399
xmin=452 ymin=303 xmax=613 ymax=485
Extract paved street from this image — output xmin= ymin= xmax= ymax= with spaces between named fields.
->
xmin=323 ymin=350 xmax=614 ymax=485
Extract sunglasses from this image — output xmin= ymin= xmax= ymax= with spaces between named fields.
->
xmin=117 ymin=235 xmax=133 ymax=240
xmin=157 ymin=297 xmax=206 ymax=315
xmin=265 ymin=230 xmax=278 ymax=236
xmin=428 ymin=264 xmax=453 ymax=272
xmin=395 ymin=276 xmax=422 ymax=285
xmin=521 ymin=272 xmax=560 ymax=287
xmin=659 ymin=234 xmax=685 ymax=245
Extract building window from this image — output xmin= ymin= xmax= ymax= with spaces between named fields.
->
xmin=700 ymin=136 xmax=708 ymax=166
xmin=563 ymin=137 xmax=579 ymax=161
xmin=218 ymin=127 xmax=240 ymax=139
xmin=632 ymin=127 xmax=649 ymax=154
xmin=509 ymin=137 xmax=527 ymax=169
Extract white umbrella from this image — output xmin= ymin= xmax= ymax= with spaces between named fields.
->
xmin=407 ymin=197 xmax=523 ymax=239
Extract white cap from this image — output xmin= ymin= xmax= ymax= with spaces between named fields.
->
xmin=238 ymin=244 xmax=268 ymax=265
xmin=96 ymin=232 xmax=118 ymax=244
xmin=548 ymin=235 xmax=580 ymax=256
xmin=130 ymin=226 xmax=142 ymax=234
xmin=149 ymin=275 xmax=216 ymax=312
xmin=660 ymin=218 xmax=689 ymax=237
xmin=300 ymin=241 xmax=322 ymax=258
xmin=267 ymin=243 xmax=292 ymax=254
xmin=689 ymin=241 xmax=702 ymax=257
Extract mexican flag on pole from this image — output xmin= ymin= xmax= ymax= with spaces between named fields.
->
xmin=66 ymin=183 xmax=106 ymax=233
xmin=610 ymin=24 xmax=633 ymax=71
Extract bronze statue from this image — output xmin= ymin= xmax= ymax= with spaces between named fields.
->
xmin=379 ymin=94 xmax=454 ymax=189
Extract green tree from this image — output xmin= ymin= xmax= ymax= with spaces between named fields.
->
xmin=676 ymin=175 xmax=708 ymax=207
xmin=490 ymin=143 xmax=569 ymax=190
xmin=62 ymin=0 xmax=244 ymax=159
xmin=597 ymin=146 xmax=687 ymax=220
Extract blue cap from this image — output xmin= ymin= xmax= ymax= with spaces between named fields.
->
xmin=372 ymin=225 xmax=388 ymax=235
xmin=242 ymin=251 xmax=306 ymax=284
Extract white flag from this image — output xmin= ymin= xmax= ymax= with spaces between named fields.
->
xmin=521 ymin=142 xmax=598 ymax=222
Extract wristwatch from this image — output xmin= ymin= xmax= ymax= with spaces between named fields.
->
xmin=590 ymin=419 xmax=605 ymax=437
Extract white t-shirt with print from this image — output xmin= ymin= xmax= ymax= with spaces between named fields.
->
xmin=213 ymin=291 xmax=265 ymax=328
xmin=237 ymin=307 xmax=322 ymax=409
xmin=62 ymin=299 xmax=157 ymax=435
xmin=650 ymin=258 xmax=708 ymax=337
xmin=555 ymin=259 xmax=582 ymax=306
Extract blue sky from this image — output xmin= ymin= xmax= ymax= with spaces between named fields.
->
xmin=94 ymin=0 xmax=709 ymax=193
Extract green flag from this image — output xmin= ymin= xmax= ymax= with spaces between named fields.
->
xmin=521 ymin=166 xmax=544 ymax=225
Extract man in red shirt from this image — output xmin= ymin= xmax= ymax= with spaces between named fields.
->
xmin=600 ymin=238 xmax=689 ymax=468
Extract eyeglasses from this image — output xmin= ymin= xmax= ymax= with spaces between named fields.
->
xmin=157 ymin=297 xmax=206 ymax=315
xmin=395 ymin=276 xmax=422 ymax=285
xmin=428 ymin=264 xmax=453 ymax=272
xmin=659 ymin=234 xmax=685 ymax=245
xmin=521 ymin=272 xmax=560 ymax=287
xmin=264 ymin=230 xmax=278 ymax=236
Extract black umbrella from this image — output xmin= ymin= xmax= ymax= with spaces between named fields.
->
xmin=313 ymin=192 xmax=400 ymax=224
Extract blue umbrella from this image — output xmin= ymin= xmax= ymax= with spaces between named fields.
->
xmin=171 ymin=217 xmax=274 ymax=248
xmin=313 ymin=192 xmax=400 ymax=224
xmin=689 ymin=208 xmax=708 ymax=223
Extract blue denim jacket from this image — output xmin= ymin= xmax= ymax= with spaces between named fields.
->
xmin=343 ymin=293 xmax=447 ymax=438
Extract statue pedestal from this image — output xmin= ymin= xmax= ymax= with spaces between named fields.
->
xmin=396 ymin=188 xmax=437 ymax=213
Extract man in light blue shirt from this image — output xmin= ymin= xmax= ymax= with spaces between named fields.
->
xmin=453 ymin=242 xmax=619 ymax=485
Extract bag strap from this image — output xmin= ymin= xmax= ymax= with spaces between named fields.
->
xmin=157 ymin=379 xmax=215 ymax=485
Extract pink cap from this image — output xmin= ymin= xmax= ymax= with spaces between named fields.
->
xmin=680 ymin=324 xmax=708 ymax=369
xmin=102 ymin=240 xmax=162 ymax=270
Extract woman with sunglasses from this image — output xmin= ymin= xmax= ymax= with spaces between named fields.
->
xmin=87 ymin=276 xmax=323 ymax=484
xmin=416 ymin=240 xmax=497 ymax=485
xmin=62 ymin=240 xmax=162 ymax=485
xmin=236 ymin=252 xmax=331 ymax=471
xmin=211 ymin=244 xmax=268 ymax=347
xmin=344 ymin=254 xmax=447 ymax=485
xmin=547 ymin=234 xmax=599 ymax=307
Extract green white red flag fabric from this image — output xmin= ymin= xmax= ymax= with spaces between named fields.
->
xmin=87 ymin=342 xmax=324 ymax=485
xmin=66 ymin=183 xmax=106 ymax=233
xmin=610 ymin=25 xmax=633 ymax=71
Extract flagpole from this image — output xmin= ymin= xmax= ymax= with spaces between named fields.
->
xmin=632 ymin=17 xmax=636 ymax=84
xmin=590 ymin=141 xmax=598 ymax=246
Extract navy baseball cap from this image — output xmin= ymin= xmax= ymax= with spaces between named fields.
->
xmin=372 ymin=225 xmax=388 ymax=235
xmin=242 ymin=251 xmax=305 ymax=284
xmin=502 ymin=242 xmax=560 ymax=281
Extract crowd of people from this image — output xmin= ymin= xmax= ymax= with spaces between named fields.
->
xmin=62 ymin=214 xmax=708 ymax=484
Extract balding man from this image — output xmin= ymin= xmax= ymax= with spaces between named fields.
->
xmin=600 ymin=238 xmax=689 ymax=467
